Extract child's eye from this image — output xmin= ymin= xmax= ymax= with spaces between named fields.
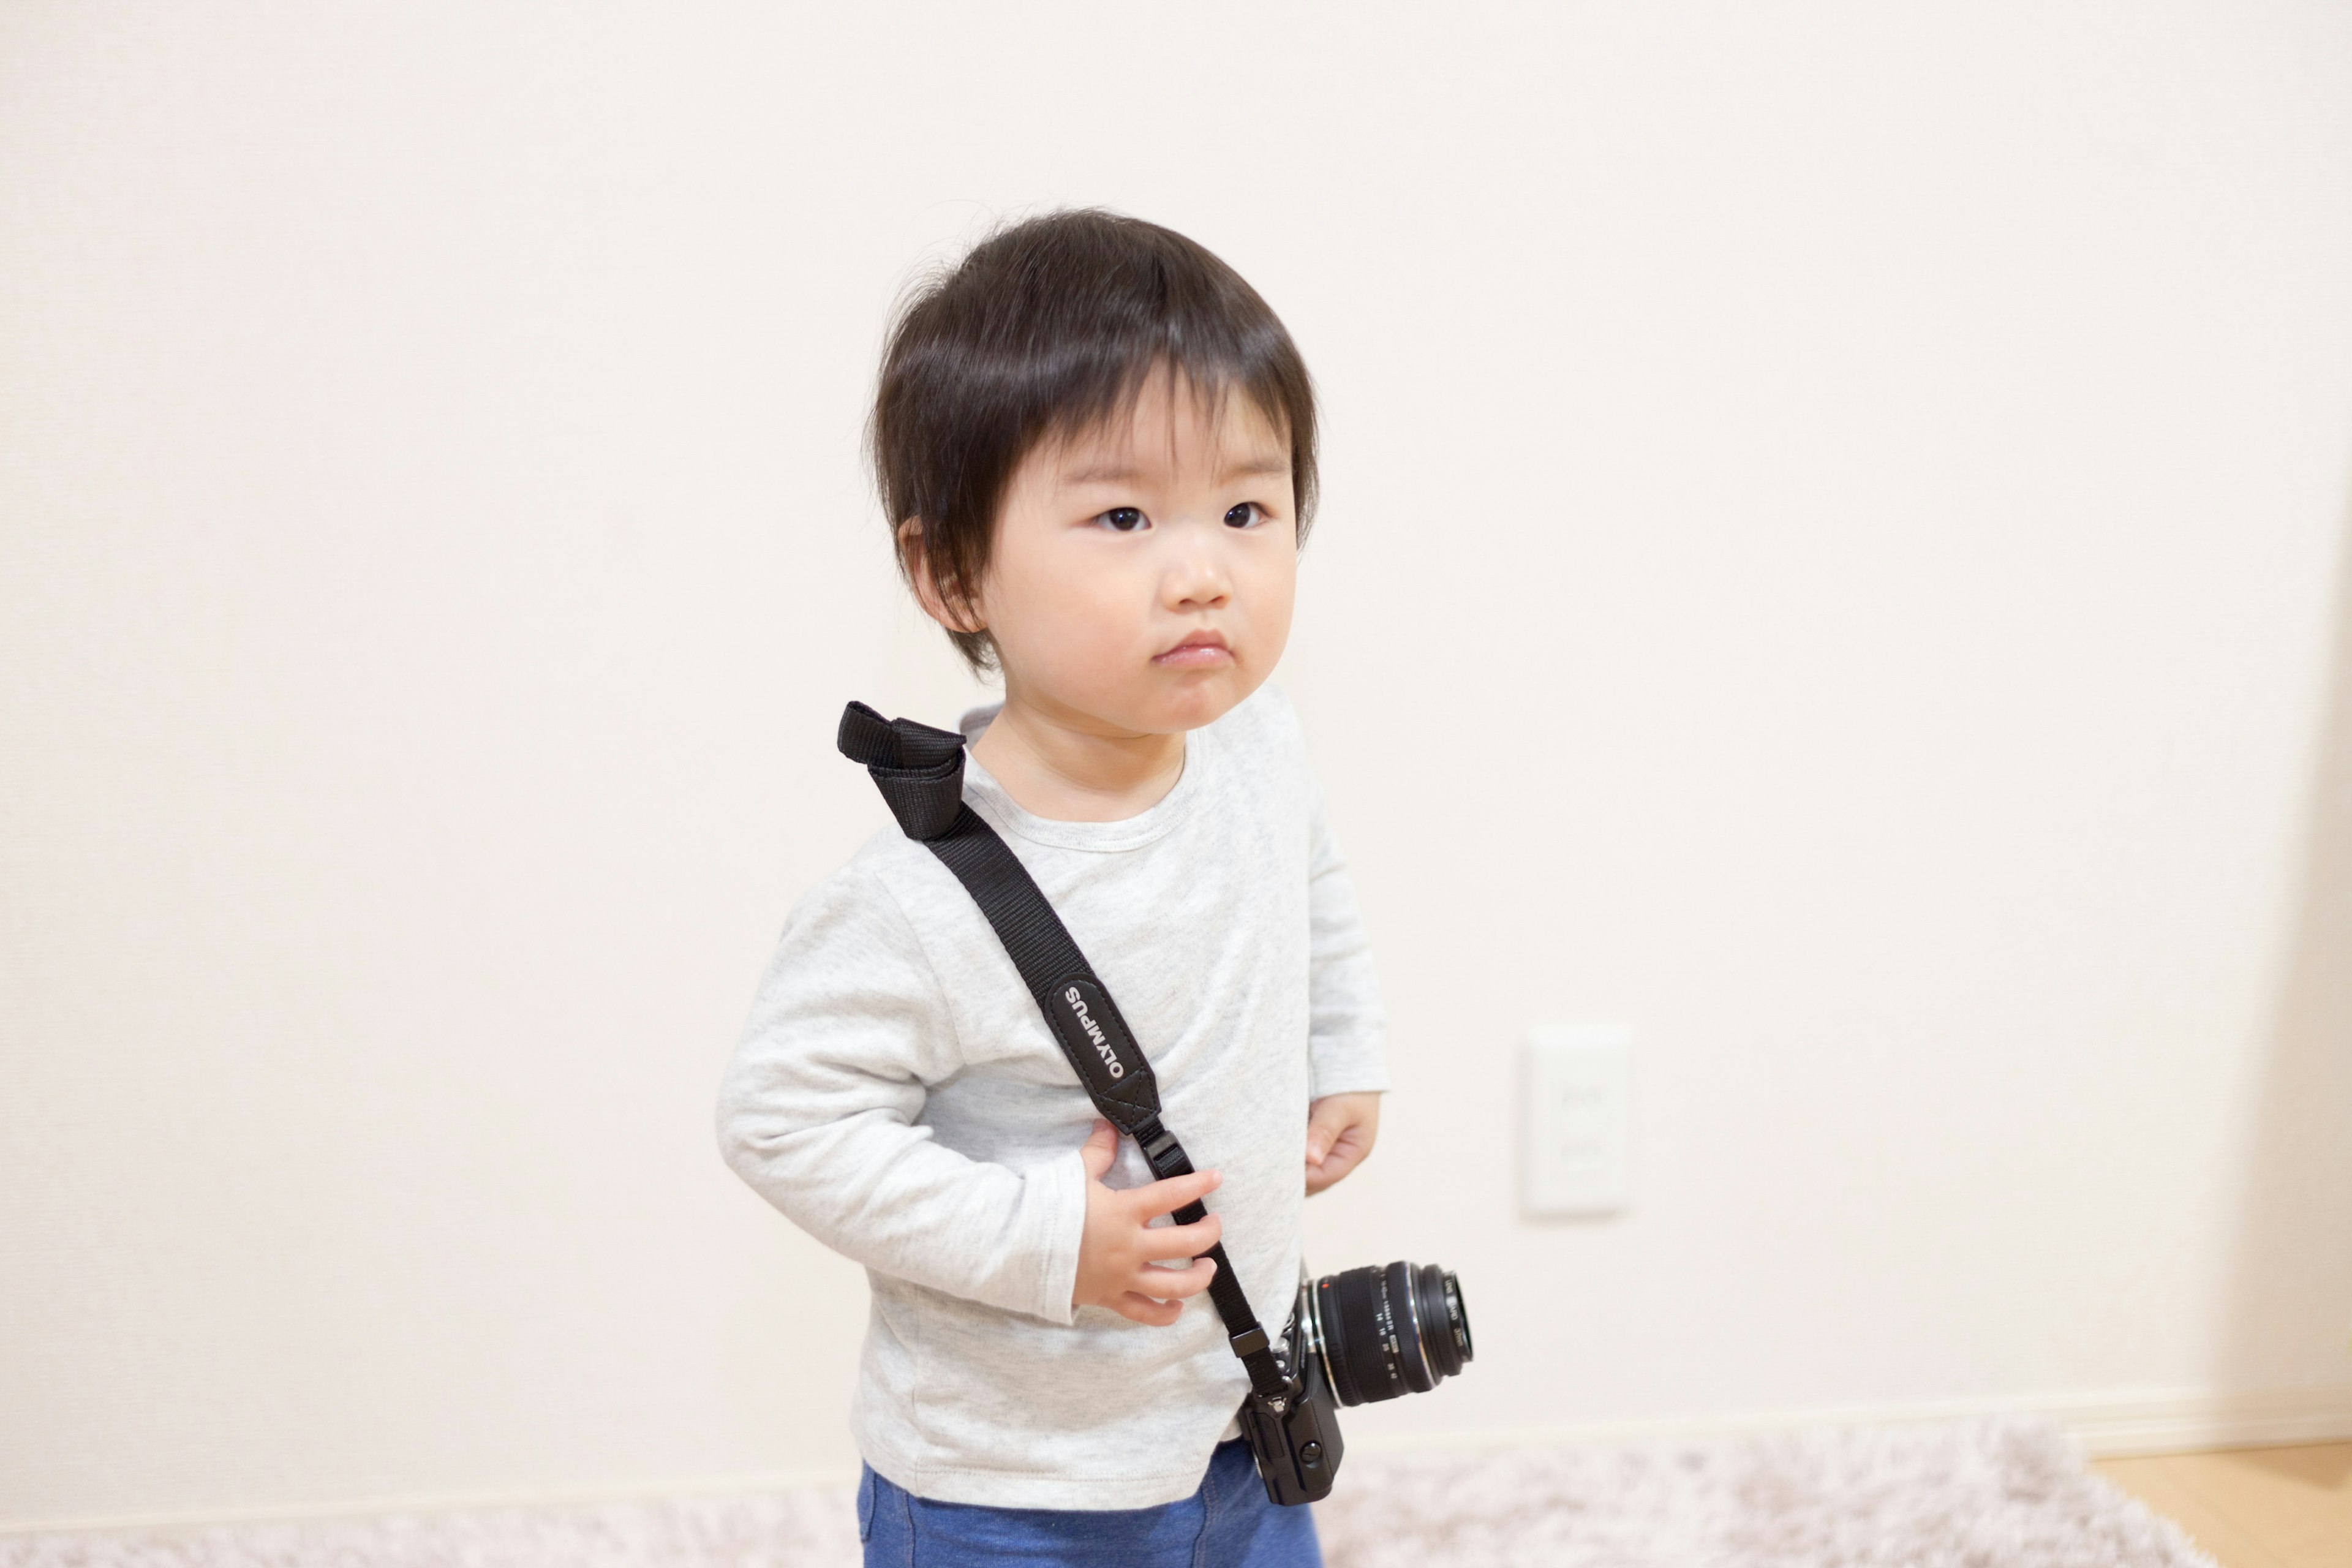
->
xmin=1224 ymin=502 xmax=1263 ymax=529
xmin=1095 ymin=507 xmax=1149 ymax=532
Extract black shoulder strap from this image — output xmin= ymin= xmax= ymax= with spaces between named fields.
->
xmin=837 ymin=701 xmax=1286 ymax=1401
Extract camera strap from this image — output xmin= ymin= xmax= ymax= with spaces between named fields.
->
xmin=836 ymin=701 xmax=1290 ymax=1406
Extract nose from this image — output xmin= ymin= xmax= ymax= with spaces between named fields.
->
xmin=1162 ymin=525 xmax=1233 ymax=614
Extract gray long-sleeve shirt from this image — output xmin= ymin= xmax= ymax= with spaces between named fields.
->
xmin=715 ymin=686 xmax=1387 ymax=1509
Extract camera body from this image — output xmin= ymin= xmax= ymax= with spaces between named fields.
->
xmin=1235 ymin=1324 xmax=1346 ymax=1506
xmin=1238 ymin=1262 xmax=1473 ymax=1506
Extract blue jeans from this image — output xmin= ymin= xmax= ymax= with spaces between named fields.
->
xmin=858 ymin=1439 xmax=1322 ymax=1568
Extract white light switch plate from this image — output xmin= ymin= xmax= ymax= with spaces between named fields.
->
xmin=1521 ymin=1027 xmax=1632 ymax=1217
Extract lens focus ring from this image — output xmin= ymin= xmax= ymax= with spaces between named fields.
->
xmin=1309 ymin=1261 xmax=1473 ymax=1408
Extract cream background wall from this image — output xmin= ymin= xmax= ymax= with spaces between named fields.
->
xmin=4 ymin=0 xmax=2350 ymax=1531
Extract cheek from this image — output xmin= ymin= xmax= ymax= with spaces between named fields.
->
xmin=987 ymin=548 xmax=1152 ymax=669
xmin=1240 ymin=546 xmax=1299 ymax=644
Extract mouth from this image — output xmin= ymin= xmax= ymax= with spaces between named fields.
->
xmin=1152 ymin=629 xmax=1234 ymax=668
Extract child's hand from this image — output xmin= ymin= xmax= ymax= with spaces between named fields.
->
xmin=1305 ymin=1092 xmax=1381 ymax=1196
xmin=1072 ymin=1120 xmax=1223 ymax=1326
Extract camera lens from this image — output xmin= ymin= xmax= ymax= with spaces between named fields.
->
xmin=1308 ymin=1262 xmax=1472 ymax=1407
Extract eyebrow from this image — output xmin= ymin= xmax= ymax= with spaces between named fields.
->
xmin=1061 ymin=455 xmax=1291 ymax=485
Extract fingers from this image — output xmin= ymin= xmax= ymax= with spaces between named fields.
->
xmin=1134 ymin=1256 xmax=1217 ymax=1298
xmin=1079 ymin=1119 xmax=1118 ymax=1182
xmin=1316 ymin=1126 xmax=1368 ymax=1172
xmin=1305 ymin=1140 xmax=1367 ymax=1196
xmin=1085 ymin=1257 xmax=1218 ymax=1326
xmin=1110 ymin=1292 xmax=1185 ymax=1327
xmin=1128 ymin=1167 xmax=1220 ymax=1220
xmin=1305 ymin=1107 xmax=1348 ymax=1166
xmin=1137 ymin=1211 xmax=1221 ymax=1262
xmin=1106 ymin=1256 xmax=1218 ymax=1323
xmin=1305 ymin=1093 xmax=1382 ymax=1194
xmin=1306 ymin=1092 xmax=1381 ymax=1166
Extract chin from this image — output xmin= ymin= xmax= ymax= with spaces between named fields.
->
xmin=1145 ymin=673 xmax=1253 ymax=733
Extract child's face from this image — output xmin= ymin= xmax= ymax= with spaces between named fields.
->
xmin=973 ymin=371 xmax=1297 ymax=737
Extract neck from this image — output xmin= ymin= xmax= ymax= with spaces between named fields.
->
xmin=970 ymin=690 xmax=1186 ymax=823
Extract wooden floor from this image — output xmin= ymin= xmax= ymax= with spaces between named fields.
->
xmin=2095 ymin=1444 xmax=2352 ymax=1568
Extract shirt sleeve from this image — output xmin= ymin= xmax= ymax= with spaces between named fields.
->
xmin=1305 ymin=775 xmax=1390 ymax=1099
xmin=715 ymin=860 xmax=1087 ymax=1324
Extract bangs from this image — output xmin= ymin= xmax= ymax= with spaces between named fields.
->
xmin=1033 ymin=356 xmax=1296 ymax=472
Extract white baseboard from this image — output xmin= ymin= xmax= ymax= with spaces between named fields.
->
xmin=11 ymin=1385 xmax=2351 ymax=1537
xmin=1344 ymin=1382 xmax=2352 ymax=1461
xmin=2034 ymin=1383 xmax=2352 ymax=1456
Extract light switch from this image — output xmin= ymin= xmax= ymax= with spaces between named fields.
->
xmin=1522 ymin=1027 xmax=1632 ymax=1217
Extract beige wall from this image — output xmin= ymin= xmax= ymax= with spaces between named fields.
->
xmin=4 ymin=0 xmax=2350 ymax=1530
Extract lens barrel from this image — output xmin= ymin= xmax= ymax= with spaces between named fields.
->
xmin=1307 ymin=1262 xmax=1472 ymax=1407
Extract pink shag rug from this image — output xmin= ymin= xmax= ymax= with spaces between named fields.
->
xmin=6 ymin=1419 xmax=2212 ymax=1568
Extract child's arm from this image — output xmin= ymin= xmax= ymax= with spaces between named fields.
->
xmin=1303 ymin=777 xmax=1389 ymax=1194
xmin=719 ymin=866 xmax=1137 ymax=1323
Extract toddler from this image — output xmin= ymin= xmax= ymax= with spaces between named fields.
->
xmin=717 ymin=209 xmax=1386 ymax=1567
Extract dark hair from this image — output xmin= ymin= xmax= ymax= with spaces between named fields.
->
xmin=870 ymin=209 xmax=1317 ymax=673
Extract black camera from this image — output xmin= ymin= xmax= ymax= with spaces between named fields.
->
xmin=1238 ymin=1262 xmax=1474 ymax=1506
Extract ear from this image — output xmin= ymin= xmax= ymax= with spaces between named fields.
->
xmin=898 ymin=518 xmax=987 ymax=635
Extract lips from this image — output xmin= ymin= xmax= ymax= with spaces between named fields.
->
xmin=1153 ymin=629 xmax=1233 ymax=668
